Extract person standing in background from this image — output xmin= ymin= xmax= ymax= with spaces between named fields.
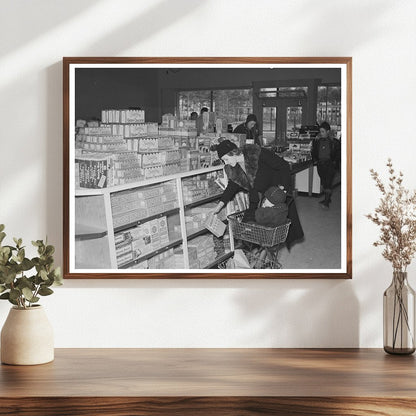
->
xmin=190 ymin=111 xmax=198 ymax=120
xmin=196 ymin=107 xmax=209 ymax=135
xmin=233 ymin=114 xmax=261 ymax=146
xmin=312 ymin=121 xmax=341 ymax=209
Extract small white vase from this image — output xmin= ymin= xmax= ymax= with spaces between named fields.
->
xmin=1 ymin=305 xmax=54 ymax=365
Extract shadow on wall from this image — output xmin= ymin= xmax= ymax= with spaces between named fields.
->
xmin=44 ymin=0 xmax=206 ymax=268
xmin=293 ymin=0 xmax=393 ymax=52
xmin=1 ymin=0 xmax=101 ymax=57
xmin=232 ymin=280 xmax=359 ymax=347
xmin=77 ymin=0 xmax=207 ymax=55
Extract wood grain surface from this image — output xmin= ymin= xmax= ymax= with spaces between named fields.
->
xmin=1 ymin=348 xmax=415 ymax=415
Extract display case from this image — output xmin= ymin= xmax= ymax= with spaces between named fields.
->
xmin=74 ymin=166 xmax=237 ymax=270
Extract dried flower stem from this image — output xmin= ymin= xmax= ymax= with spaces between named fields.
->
xmin=366 ymin=159 xmax=416 ymax=271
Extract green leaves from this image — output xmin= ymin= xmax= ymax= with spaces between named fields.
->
xmin=22 ymin=287 xmax=39 ymax=303
xmin=20 ymin=257 xmax=34 ymax=271
xmin=16 ymin=275 xmax=35 ymax=291
xmin=0 ymin=227 xmax=62 ymax=307
xmin=38 ymin=287 xmax=53 ymax=296
xmin=51 ymin=267 xmax=63 ymax=286
xmin=39 ymin=269 xmax=48 ymax=281
xmin=9 ymin=288 xmax=21 ymax=301
xmin=13 ymin=237 xmax=23 ymax=248
xmin=0 ymin=246 xmax=11 ymax=266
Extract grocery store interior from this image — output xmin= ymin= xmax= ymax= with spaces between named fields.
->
xmin=74 ymin=66 xmax=342 ymax=271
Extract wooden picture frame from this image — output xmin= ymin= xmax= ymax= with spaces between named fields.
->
xmin=63 ymin=57 xmax=352 ymax=279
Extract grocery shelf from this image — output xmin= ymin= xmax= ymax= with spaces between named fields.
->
xmin=75 ymin=223 xmax=108 ymax=240
xmin=117 ymin=238 xmax=183 ymax=269
xmin=187 ymin=227 xmax=210 ymax=240
xmin=113 ymin=207 xmax=180 ymax=234
xmin=75 ymin=165 xmax=223 ymax=196
xmin=204 ymin=251 xmax=234 ymax=269
xmin=184 ymin=194 xmax=222 ymax=210
xmin=75 ymin=164 xmax=231 ymax=270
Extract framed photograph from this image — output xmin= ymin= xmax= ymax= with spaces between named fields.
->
xmin=63 ymin=57 xmax=352 ymax=279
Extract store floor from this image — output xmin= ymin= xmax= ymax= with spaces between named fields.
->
xmin=278 ymin=185 xmax=341 ymax=269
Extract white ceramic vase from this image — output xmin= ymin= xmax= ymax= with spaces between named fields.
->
xmin=1 ymin=305 xmax=54 ymax=365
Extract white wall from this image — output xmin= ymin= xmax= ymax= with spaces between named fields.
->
xmin=0 ymin=0 xmax=415 ymax=348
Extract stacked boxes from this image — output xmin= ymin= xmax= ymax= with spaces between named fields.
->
xmin=76 ymin=151 xmax=141 ymax=188
xmin=148 ymin=247 xmax=184 ymax=269
xmin=185 ymin=202 xmax=221 ymax=234
xmin=132 ymin=247 xmax=184 ymax=269
xmin=124 ymin=123 xmax=158 ymax=137
xmin=200 ymin=133 xmax=246 ymax=148
xmin=75 ymin=107 xmax=224 ymax=189
xmin=182 ymin=172 xmax=222 ymax=205
xmin=161 ymin=113 xmax=197 ymax=130
xmin=111 ymin=181 xmax=178 ymax=228
xmin=101 ymin=109 xmax=145 ymax=124
xmin=75 ymin=114 xmax=146 ymax=188
xmin=158 ymin=127 xmax=198 ymax=138
xmin=187 ymin=235 xmax=216 ymax=269
xmin=114 ymin=215 xmax=171 ymax=267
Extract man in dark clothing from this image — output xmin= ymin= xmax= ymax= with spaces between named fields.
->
xmin=212 ymin=140 xmax=304 ymax=248
xmin=311 ymin=121 xmax=341 ymax=209
xmin=233 ymin=114 xmax=261 ymax=146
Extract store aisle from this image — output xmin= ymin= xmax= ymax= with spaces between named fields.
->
xmin=278 ymin=186 xmax=342 ymax=269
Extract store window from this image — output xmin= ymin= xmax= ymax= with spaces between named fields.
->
xmin=178 ymin=90 xmax=211 ymax=120
xmin=258 ymin=86 xmax=307 ymax=99
xmin=286 ymin=106 xmax=303 ymax=138
xmin=262 ymin=107 xmax=276 ymax=138
xmin=178 ymin=89 xmax=252 ymax=122
xmin=317 ymin=85 xmax=341 ymax=131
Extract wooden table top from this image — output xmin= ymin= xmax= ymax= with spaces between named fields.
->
xmin=1 ymin=348 xmax=415 ymax=398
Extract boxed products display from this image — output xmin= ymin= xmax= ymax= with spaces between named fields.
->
xmin=101 ymin=109 xmax=145 ymax=124
xmin=114 ymin=215 xmax=170 ymax=267
xmin=133 ymin=247 xmax=184 ymax=269
xmin=111 ymin=181 xmax=178 ymax=228
xmin=182 ymin=172 xmax=223 ymax=205
xmin=124 ymin=123 xmax=158 ymax=137
xmin=76 ymin=151 xmax=142 ymax=189
xmin=200 ymin=132 xmax=246 ymax=148
xmin=75 ymin=103 xmax=248 ymax=270
xmin=185 ymin=202 xmax=226 ymax=235
xmin=187 ymin=235 xmax=216 ymax=269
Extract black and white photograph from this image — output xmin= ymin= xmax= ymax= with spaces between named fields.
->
xmin=64 ymin=58 xmax=351 ymax=278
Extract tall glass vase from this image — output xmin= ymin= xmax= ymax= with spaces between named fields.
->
xmin=383 ymin=271 xmax=415 ymax=355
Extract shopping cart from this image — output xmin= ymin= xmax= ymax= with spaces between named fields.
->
xmin=227 ymin=211 xmax=291 ymax=269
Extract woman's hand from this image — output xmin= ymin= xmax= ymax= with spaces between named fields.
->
xmin=213 ymin=201 xmax=225 ymax=214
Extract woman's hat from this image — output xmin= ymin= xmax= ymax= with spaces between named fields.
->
xmin=216 ymin=140 xmax=238 ymax=159
xmin=246 ymin=114 xmax=258 ymax=124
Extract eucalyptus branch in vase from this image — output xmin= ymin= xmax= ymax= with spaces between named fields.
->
xmin=366 ymin=159 xmax=416 ymax=353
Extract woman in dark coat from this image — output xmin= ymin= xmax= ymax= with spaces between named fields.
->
xmin=233 ymin=114 xmax=261 ymax=146
xmin=213 ymin=140 xmax=304 ymax=248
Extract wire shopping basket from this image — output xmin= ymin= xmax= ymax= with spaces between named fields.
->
xmin=227 ymin=211 xmax=291 ymax=248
